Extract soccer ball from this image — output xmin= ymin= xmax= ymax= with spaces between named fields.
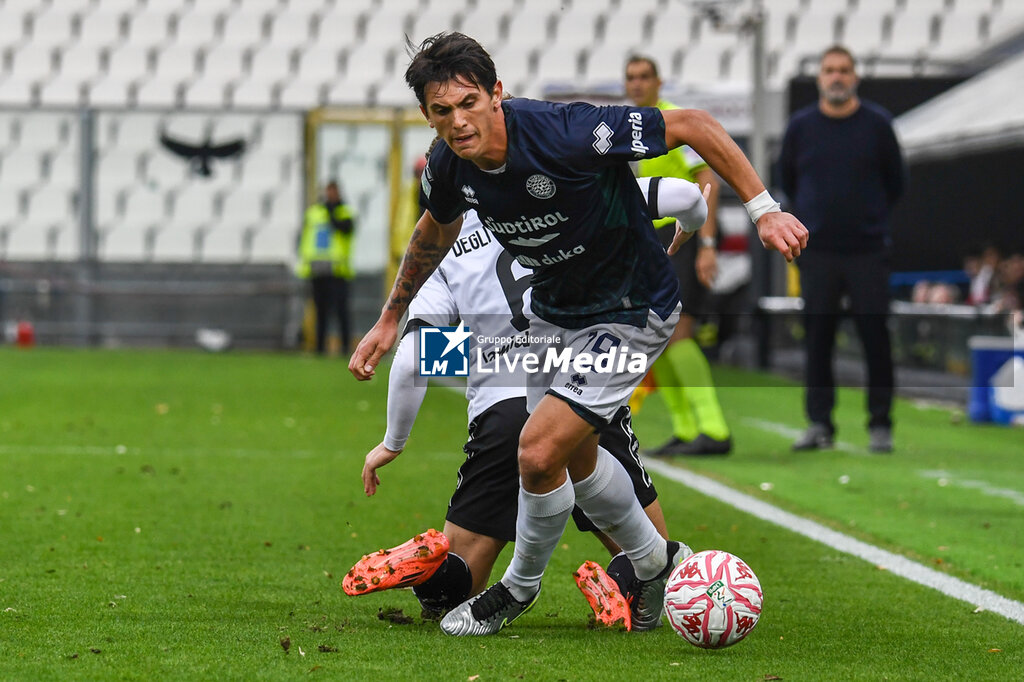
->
xmin=663 ymin=550 xmax=763 ymax=649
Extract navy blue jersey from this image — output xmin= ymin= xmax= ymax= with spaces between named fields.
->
xmin=419 ymin=98 xmax=680 ymax=329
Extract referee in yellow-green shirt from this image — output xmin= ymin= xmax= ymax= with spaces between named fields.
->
xmin=625 ymin=55 xmax=732 ymax=456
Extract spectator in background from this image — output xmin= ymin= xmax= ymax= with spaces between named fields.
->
xmin=624 ymin=55 xmax=731 ymax=456
xmin=779 ymin=45 xmax=906 ymax=454
xmin=967 ymin=244 xmax=1001 ymax=305
xmin=296 ymin=180 xmax=356 ymax=355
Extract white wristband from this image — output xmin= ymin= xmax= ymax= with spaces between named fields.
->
xmin=744 ymin=189 xmax=781 ymax=224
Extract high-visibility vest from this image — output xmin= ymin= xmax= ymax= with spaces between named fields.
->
xmin=296 ymin=202 xmax=354 ymax=279
xmin=637 ymin=99 xmax=709 ymax=229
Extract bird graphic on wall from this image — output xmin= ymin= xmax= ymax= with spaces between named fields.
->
xmin=159 ymin=129 xmax=247 ymax=178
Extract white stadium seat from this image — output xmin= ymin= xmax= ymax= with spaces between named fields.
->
xmin=31 ymin=9 xmax=76 ymax=49
xmin=222 ymin=12 xmax=267 ymax=47
xmin=268 ymin=13 xmax=314 ymax=49
xmin=175 ymin=10 xmax=221 ymax=48
xmin=506 ymin=8 xmax=555 ymax=50
xmin=458 ymin=7 xmax=506 ymax=50
xmin=249 ymin=45 xmax=294 ymax=83
xmin=78 ymin=10 xmax=125 ymax=47
xmin=279 ymin=81 xmax=322 ymax=109
xmin=202 ymin=221 xmax=252 ymax=261
xmin=127 ymin=12 xmax=172 ymax=48
xmin=233 ymin=80 xmax=277 ymax=109
xmin=0 ymin=149 xmax=43 ymax=192
xmin=840 ymin=11 xmax=889 ymax=56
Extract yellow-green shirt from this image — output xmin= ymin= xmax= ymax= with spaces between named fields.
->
xmin=296 ymin=202 xmax=355 ymax=279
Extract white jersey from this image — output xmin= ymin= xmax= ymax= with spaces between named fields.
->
xmin=411 ymin=211 xmax=533 ymax=422
xmin=382 ymin=177 xmax=707 ymax=451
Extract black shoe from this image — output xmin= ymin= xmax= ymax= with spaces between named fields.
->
xmin=621 ymin=541 xmax=693 ymax=631
xmin=869 ymin=426 xmax=893 ymax=453
xmin=646 ymin=436 xmax=692 ymax=457
xmin=792 ymin=423 xmax=834 ymax=451
xmin=674 ymin=434 xmax=732 ymax=456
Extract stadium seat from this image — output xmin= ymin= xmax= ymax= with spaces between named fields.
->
xmin=7 ymin=44 xmax=56 ymax=90
xmin=220 ymin=188 xmax=268 ymax=226
xmin=505 ymin=8 xmax=555 ymax=50
xmin=553 ymin=5 xmax=605 ymax=46
xmin=111 ymin=113 xmax=163 ymax=152
xmin=279 ymin=81 xmax=323 ymax=109
xmin=78 ymin=10 xmax=126 ymax=47
xmin=0 ymin=187 xmax=25 ymax=223
xmin=376 ymin=74 xmax=416 ymax=107
xmin=268 ymin=13 xmax=313 ymax=50
xmin=840 ymin=11 xmax=889 ymax=56
xmin=46 ymin=150 xmax=79 ymax=190
xmin=39 ymin=79 xmax=84 ymax=108
xmin=6 ymin=222 xmax=57 ymax=261
xmin=314 ymin=8 xmax=363 ymax=49
xmin=222 ymin=11 xmax=268 ymax=48
xmin=930 ymin=11 xmax=985 ymax=58
xmin=458 ymin=7 xmax=505 ymax=50
xmin=680 ymin=48 xmax=726 ymax=86
xmin=790 ymin=11 xmax=841 ymax=57
xmin=175 ymin=10 xmax=223 ymax=48
xmin=254 ymin=116 xmax=301 ymax=152
xmin=19 ymin=115 xmax=71 ymax=152
xmin=153 ymin=222 xmax=201 ymax=261
xmin=58 ymin=45 xmax=104 ymax=85
xmin=408 ymin=10 xmax=460 ymax=43
xmin=250 ymin=224 xmax=295 ymax=262
xmin=200 ymin=44 xmax=247 ymax=85
xmin=887 ymin=11 xmax=938 ymax=55
xmin=30 ymin=8 xmax=76 ymax=49
xmin=0 ymin=149 xmax=43 ymax=194
xmin=599 ymin=7 xmax=650 ymax=50
xmin=202 ymin=221 xmax=253 ymax=262
xmin=535 ymin=45 xmax=583 ymax=84
xmin=364 ymin=7 xmax=415 ymax=47
xmin=172 ymin=184 xmax=222 ymax=225
xmin=233 ymin=80 xmax=278 ymax=109
xmin=127 ymin=11 xmax=172 ymax=48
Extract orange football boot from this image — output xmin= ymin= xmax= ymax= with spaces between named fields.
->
xmin=342 ymin=529 xmax=449 ymax=596
xmin=573 ymin=560 xmax=632 ymax=630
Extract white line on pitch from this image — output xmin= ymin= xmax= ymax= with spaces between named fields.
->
xmin=643 ymin=458 xmax=1024 ymax=626
xmin=918 ymin=469 xmax=1024 ymax=507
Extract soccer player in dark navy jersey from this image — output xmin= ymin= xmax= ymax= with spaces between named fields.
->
xmin=350 ymin=32 xmax=808 ymax=636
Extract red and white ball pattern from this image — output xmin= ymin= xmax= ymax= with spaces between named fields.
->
xmin=663 ymin=550 xmax=763 ymax=649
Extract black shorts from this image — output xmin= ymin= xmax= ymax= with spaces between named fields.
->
xmin=656 ymin=223 xmax=706 ymax=317
xmin=571 ymin=405 xmax=659 ymax=533
xmin=446 ymin=398 xmax=659 ymax=541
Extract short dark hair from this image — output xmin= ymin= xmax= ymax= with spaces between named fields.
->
xmin=821 ymin=44 xmax=856 ymax=68
xmin=625 ymin=55 xmax=659 ymax=79
xmin=404 ymin=32 xmax=497 ymax=108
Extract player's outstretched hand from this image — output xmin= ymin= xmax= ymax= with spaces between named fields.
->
xmin=348 ymin=318 xmax=398 ymax=380
xmin=756 ymin=211 xmax=808 ymax=262
xmin=362 ymin=441 xmax=402 ymax=496
xmin=667 ymin=183 xmax=713 ymax=256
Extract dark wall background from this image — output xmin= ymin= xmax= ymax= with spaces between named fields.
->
xmin=889 ymin=148 xmax=1024 ymax=270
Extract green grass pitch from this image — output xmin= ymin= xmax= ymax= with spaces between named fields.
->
xmin=1 ymin=348 xmax=1021 ymax=680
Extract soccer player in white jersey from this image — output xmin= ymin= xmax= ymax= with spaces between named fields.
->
xmin=350 ymin=33 xmax=808 ymax=635
xmin=343 ymin=174 xmax=710 ymax=629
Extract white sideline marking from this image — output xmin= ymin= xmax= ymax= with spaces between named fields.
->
xmin=644 ymin=458 xmax=1024 ymax=626
xmin=919 ymin=469 xmax=1024 ymax=507
xmin=741 ymin=417 xmax=868 ymax=455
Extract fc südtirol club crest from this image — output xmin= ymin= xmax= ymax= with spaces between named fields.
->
xmin=526 ymin=174 xmax=556 ymax=199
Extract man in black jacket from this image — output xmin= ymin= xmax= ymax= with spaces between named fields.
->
xmin=778 ymin=45 xmax=906 ymax=453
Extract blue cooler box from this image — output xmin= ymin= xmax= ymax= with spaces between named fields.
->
xmin=968 ymin=336 xmax=1024 ymax=424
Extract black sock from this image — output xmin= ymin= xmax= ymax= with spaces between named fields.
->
xmin=413 ymin=552 xmax=472 ymax=612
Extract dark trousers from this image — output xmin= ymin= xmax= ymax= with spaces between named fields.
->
xmin=799 ymin=249 xmax=893 ymax=431
xmin=310 ymin=276 xmax=351 ymax=354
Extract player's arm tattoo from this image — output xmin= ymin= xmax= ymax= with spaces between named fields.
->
xmin=386 ymin=223 xmax=452 ymax=313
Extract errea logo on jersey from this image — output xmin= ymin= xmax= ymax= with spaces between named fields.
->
xmin=461 ymin=184 xmax=479 ymax=205
xmin=628 ymin=111 xmax=650 ymax=159
xmin=592 ymin=122 xmax=613 ymax=155
xmin=419 ymin=322 xmax=472 ymax=377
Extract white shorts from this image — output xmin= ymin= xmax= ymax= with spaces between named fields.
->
xmin=526 ymin=304 xmax=681 ymax=426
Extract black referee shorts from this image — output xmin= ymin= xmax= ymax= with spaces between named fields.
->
xmin=446 ymin=399 xmax=659 ymax=541
xmin=656 ymin=222 xmax=706 ymax=317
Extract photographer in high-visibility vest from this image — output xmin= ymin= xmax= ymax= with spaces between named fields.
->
xmin=297 ymin=180 xmax=355 ymax=355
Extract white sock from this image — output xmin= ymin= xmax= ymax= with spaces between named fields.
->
xmin=501 ymin=477 xmax=575 ymax=602
xmin=573 ymin=446 xmax=667 ymax=580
